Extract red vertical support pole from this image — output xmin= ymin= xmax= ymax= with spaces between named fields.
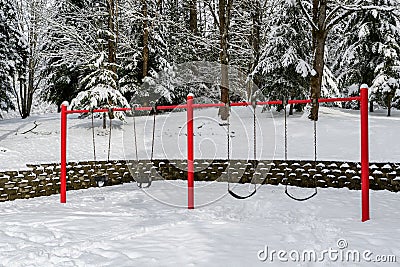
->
xmin=187 ymin=94 xmax=194 ymax=209
xmin=360 ymin=85 xmax=370 ymax=222
xmin=60 ymin=102 xmax=68 ymax=203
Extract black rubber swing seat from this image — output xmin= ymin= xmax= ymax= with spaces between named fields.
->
xmin=284 ymin=187 xmax=318 ymax=201
xmin=90 ymin=109 xmax=113 ymax=188
xmin=282 ymin=97 xmax=318 ymax=202
xmin=227 ymin=160 xmax=259 ymax=200
xmin=228 ymin=188 xmax=257 ymax=199
xmin=224 ymin=103 xmax=264 ymax=200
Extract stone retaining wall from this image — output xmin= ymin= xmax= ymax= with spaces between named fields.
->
xmin=0 ymin=159 xmax=399 ymax=202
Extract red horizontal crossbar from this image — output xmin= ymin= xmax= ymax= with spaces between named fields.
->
xmin=229 ymin=101 xmax=290 ymax=106
xmin=192 ymin=100 xmax=287 ymax=108
xmin=135 ymin=107 xmax=153 ymax=111
xmin=65 ymin=96 xmax=361 ymax=114
xmin=193 ymin=103 xmax=224 ymax=108
xmin=288 ymin=97 xmax=360 ymax=105
xmin=157 ymin=105 xmax=187 ymax=110
xmin=258 ymin=101 xmax=283 ymax=105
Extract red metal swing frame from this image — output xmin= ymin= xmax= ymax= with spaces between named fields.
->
xmin=60 ymin=86 xmax=369 ymax=222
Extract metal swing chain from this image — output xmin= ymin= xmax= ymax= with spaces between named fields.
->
xmin=91 ymin=110 xmax=97 ymax=162
xmin=132 ymin=107 xmax=139 ymax=182
xmin=107 ymin=109 xmax=112 ymax=162
xmin=227 ymin=107 xmax=231 ymax=189
xmin=284 ymin=98 xmax=289 ymax=187
xmin=143 ymin=107 xmax=157 ymax=188
xmin=252 ymin=104 xmax=257 ymax=189
xmin=253 ymin=104 xmax=257 ymax=160
xmin=226 ymin=103 xmax=258 ymax=198
xmin=134 ymin=106 xmax=156 ymax=189
xmin=313 ymin=119 xmax=318 ymax=185
xmin=132 ymin=106 xmax=144 ymax=188
xmin=284 ymin=98 xmax=288 ymax=162
xmin=150 ymin=107 xmax=156 ymax=161
xmin=311 ymin=97 xmax=318 ymax=188
xmin=132 ymin=108 xmax=139 ymax=164
xmin=314 ymin=120 xmax=317 ymax=163
xmin=284 ymin=97 xmax=318 ymax=199
xmin=91 ymin=110 xmax=98 ymax=174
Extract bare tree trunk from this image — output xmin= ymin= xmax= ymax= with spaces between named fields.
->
xmin=200 ymin=0 xmax=204 ymax=31
xmin=387 ymin=94 xmax=392 ymax=117
xmin=369 ymin=100 xmax=374 ymax=112
xmin=218 ymin=0 xmax=233 ymax=121
xmin=309 ymin=33 xmax=326 ymax=121
xmin=309 ymin=0 xmax=327 ymax=121
xmin=15 ymin=0 xmax=40 ymax=119
xmin=103 ymin=113 xmax=107 ymax=129
xmin=107 ymin=0 xmax=117 ymax=74
xmin=189 ymin=0 xmax=197 ymax=33
xmin=19 ymin=77 xmax=25 ymax=117
xmin=116 ymin=0 xmax=119 ymax=41
xmin=250 ymin=0 xmax=261 ymax=88
xmin=142 ymin=0 xmax=149 ymax=78
xmin=20 ymin=14 xmax=37 ymax=119
xmin=289 ymin=94 xmax=294 ymax=115
xmin=26 ymin=54 xmax=35 ymax=118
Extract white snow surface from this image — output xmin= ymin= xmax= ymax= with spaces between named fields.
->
xmin=0 ymin=106 xmax=400 ymax=266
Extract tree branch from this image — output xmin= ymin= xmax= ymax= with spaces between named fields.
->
xmin=326 ymin=9 xmax=353 ymax=32
xmin=326 ymin=1 xmax=396 ymax=32
xmin=225 ymin=0 xmax=234 ymax=30
xmin=296 ymin=0 xmax=318 ymax=31
xmin=205 ymin=0 xmax=220 ymax=29
xmin=325 ymin=5 xmax=342 ymax=25
xmin=20 ymin=121 xmax=39 ymax=135
xmin=339 ymin=4 xmax=396 ymax=12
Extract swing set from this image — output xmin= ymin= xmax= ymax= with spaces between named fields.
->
xmin=60 ymin=85 xmax=370 ymax=222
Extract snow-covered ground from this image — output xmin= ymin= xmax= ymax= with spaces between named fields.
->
xmin=0 ymin=106 xmax=400 ymax=266
xmin=0 ymin=182 xmax=399 ymax=266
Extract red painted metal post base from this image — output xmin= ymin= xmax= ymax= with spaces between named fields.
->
xmin=360 ymin=86 xmax=370 ymax=222
xmin=187 ymin=94 xmax=194 ymax=209
xmin=60 ymin=102 xmax=68 ymax=203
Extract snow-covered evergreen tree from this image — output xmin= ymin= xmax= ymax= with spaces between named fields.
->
xmin=255 ymin=0 xmax=312 ymax=110
xmin=333 ymin=0 xmax=400 ymax=115
xmin=125 ymin=0 xmax=216 ymax=106
xmin=70 ymin=55 xmax=129 ymax=120
xmin=69 ymin=2 xmax=129 ymax=122
xmin=41 ymin=0 xmax=87 ymax=111
xmin=0 ymin=0 xmax=20 ymax=114
xmin=44 ymin=0 xmax=125 ymax=115
xmin=370 ymin=1 xmax=400 ymax=116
